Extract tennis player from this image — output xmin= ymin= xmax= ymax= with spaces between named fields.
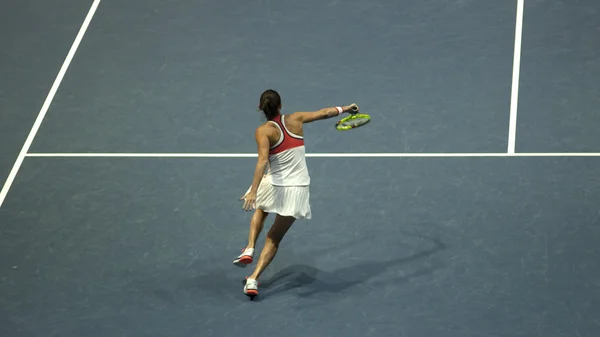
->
xmin=234 ymin=89 xmax=358 ymax=297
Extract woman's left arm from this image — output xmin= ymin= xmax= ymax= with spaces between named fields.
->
xmin=241 ymin=127 xmax=270 ymax=211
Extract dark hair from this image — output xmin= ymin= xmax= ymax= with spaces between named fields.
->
xmin=259 ymin=89 xmax=281 ymax=120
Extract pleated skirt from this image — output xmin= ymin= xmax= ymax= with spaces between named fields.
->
xmin=246 ymin=177 xmax=312 ymax=220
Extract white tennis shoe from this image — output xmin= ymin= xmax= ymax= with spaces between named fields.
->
xmin=244 ymin=277 xmax=259 ymax=297
xmin=233 ymin=247 xmax=254 ymax=267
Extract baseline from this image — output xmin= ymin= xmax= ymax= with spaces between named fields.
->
xmin=25 ymin=152 xmax=600 ymax=158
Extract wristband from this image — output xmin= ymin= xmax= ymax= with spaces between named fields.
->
xmin=335 ymin=106 xmax=343 ymax=115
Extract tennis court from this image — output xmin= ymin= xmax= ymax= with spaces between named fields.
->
xmin=1 ymin=0 xmax=599 ymax=336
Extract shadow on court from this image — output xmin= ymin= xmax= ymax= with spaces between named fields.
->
xmin=268 ymin=234 xmax=444 ymax=299
xmin=174 ymin=233 xmax=371 ymax=301
xmin=240 ymin=225 xmax=447 ymax=302
xmin=171 ymin=224 xmax=446 ymax=304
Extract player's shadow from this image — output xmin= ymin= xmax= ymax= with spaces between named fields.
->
xmin=175 ymin=234 xmax=370 ymax=302
xmin=257 ymin=227 xmax=447 ymax=300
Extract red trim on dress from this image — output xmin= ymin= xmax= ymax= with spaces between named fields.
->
xmin=269 ymin=115 xmax=304 ymax=155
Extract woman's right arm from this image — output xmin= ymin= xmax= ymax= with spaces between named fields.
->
xmin=290 ymin=104 xmax=358 ymax=124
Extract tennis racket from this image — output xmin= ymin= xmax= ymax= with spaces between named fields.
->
xmin=335 ymin=106 xmax=371 ymax=130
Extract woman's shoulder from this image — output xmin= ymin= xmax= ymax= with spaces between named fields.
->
xmin=256 ymin=120 xmax=280 ymax=135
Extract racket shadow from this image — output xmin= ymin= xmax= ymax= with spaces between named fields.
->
xmin=297 ymin=235 xmax=446 ymax=299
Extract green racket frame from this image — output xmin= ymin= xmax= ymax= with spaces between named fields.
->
xmin=335 ymin=113 xmax=371 ymax=130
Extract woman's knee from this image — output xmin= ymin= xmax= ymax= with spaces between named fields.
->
xmin=267 ymin=216 xmax=295 ymax=243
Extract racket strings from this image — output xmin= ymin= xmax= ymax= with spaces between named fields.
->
xmin=342 ymin=118 xmax=368 ymax=126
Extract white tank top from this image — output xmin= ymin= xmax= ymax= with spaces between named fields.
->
xmin=266 ymin=115 xmax=310 ymax=186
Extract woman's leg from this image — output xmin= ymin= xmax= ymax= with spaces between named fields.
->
xmin=247 ymin=209 xmax=269 ymax=249
xmin=233 ymin=209 xmax=269 ymax=267
xmin=244 ymin=214 xmax=295 ymax=296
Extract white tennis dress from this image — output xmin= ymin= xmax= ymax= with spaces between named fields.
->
xmin=246 ymin=114 xmax=312 ymax=220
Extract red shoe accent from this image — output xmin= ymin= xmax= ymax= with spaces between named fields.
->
xmin=238 ymin=255 xmax=253 ymax=264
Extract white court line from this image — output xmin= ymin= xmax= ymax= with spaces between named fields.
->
xmin=0 ymin=0 xmax=102 ymax=209
xmin=507 ymin=0 xmax=525 ymax=154
xmin=25 ymin=152 xmax=600 ymax=158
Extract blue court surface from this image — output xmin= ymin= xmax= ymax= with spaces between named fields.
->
xmin=1 ymin=0 xmax=599 ymax=336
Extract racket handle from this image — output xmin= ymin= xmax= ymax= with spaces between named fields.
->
xmin=351 ymin=105 xmax=359 ymax=114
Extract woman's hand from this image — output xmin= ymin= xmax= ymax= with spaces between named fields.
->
xmin=345 ymin=103 xmax=359 ymax=114
xmin=241 ymin=190 xmax=257 ymax=211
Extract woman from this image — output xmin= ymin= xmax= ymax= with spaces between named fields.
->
xmin=234 ymin=89 xmax=358 ymax=297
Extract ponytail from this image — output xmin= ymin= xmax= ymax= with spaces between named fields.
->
xmin=259 ymin=89 xmax=281 ymax=120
